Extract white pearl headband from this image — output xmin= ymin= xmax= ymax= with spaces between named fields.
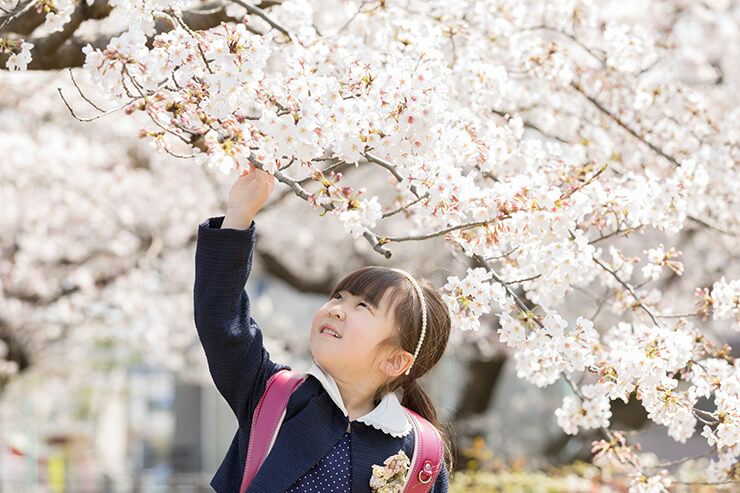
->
xmin=391 ymin=268 xmax=427 ymax=376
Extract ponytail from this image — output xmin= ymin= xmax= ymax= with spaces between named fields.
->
xmin=401 ymin=379 xmax=454 ymax=473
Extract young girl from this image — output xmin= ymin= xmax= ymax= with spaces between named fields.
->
xmin=194 ymin=166 xmax=451 ymax=492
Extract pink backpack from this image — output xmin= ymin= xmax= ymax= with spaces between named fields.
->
xmin=239 ymin=370 xmax=444 ymax=493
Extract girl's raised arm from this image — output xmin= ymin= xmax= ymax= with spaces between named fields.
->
xmin=193 ymin=166 xmax=286 ymax=427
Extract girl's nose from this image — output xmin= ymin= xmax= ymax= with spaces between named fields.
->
xmin=328 ymin=304 xmax=345 ymax=320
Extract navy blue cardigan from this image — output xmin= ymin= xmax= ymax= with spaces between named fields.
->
xmin=193 ymin=216 xmax=449 ymax=493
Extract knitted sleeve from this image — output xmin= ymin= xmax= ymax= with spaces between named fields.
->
xmin=193 ymin=216 xmax=287 ymax=427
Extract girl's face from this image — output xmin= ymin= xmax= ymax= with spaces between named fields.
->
xmin=309 ymin=289 xmax=401 ymax=383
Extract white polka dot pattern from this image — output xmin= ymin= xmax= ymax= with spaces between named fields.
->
xmin=285 ymin=432 xmax=351 ymax=493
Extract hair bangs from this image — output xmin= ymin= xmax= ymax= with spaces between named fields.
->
xmin=331 ymin=267 xmax=404 ymax=309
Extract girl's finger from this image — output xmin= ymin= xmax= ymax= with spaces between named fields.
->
xmin=239 ymin=161 xmax=258 ymax=177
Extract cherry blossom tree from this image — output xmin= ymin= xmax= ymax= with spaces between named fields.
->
xmin=3 ymin=0 xmax=740 ymax=490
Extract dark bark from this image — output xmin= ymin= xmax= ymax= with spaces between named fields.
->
xmin=1 ymin=1 xmax=281 ymax=70
xmin=257 ymin=247 xmax=336 ymax=295
xmin=450 ymin=353 xmax=507 ymax=471
xmin=0 ymin=317 xmax=31 ymax=392
xmin=454 ymin=354 xmax=508 ymax=420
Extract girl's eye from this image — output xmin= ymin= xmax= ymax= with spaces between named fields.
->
xmin=333 ymin=293 xmax=343 ymax=301
xmin=358 ymin=302 xmax=368 ymax=308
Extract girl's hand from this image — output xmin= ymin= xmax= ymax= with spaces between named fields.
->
xmin=222 ymin=164 xmax=275 ymax=230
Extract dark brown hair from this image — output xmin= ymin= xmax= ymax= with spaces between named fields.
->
xmin=331 ymin=266 xmax=453 ymax=470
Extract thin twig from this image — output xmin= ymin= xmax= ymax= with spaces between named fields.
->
xmin=571 ymin=82 xmax=683 ymax=168
xmin=655 ymin=313 xmax=700 ymax=319
xmin=67 ymin=68 xmax=106 ymax=112
xmin=232 ymin=0 xmax=293 ymax=40
xmin=648 ymin=448 xmax=716 ymax=469
xmin=382 ymin=193 xmax=429 ymax=219
xmin=503 ymin=274 xmax=542 ymax=285
xmin=472 ymin=254 xmax=540 ymax=326
xmin=247 ymin=154 xmax=333 ymax=212
xmin=688 ymin=215 xmax=737 ymax=236
xmin=524 ymin=25 xmax=606 ymax=67
xmin=297 ymin=159 xmax=346 ymax=185
xmin=379 ymin=217 xmax=508 ymax=244
xmin=560 ymin=164 xmax=607 ymax=201
xmin=163 ymin=9 xmax=213 ymax=74
xmin=335 ymin=0 xmax=367 ymax=35
xmin=673 ymin=480 xmax=739 ymax=486
xmin=484 ymin=247 xmax=517 ymax=261
xmin=122 ymin=67 xmax=191 ymax=145
xmin=491 ymin=108 xmax=570 ymax=144
xmin=362 ymin=152 xmax=421 ymax=198
xmin=57 ymin=88 xmax=131 ymax=122
xmin=588 ymin=226 xmax=639 ymax=245
xmin=589 ymin=288 xmax=612 ymax=322
xmin=592 ymin=256 xmax=660 ymax=326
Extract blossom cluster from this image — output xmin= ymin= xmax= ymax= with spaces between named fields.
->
xmin=2 ymin=39 xmax=33 ymax=71
xmin=710 ymin=278 xmax=740 ymax=328
xmin=3 ymin=0 xmax=740 ymax=489
xmin=443 ymin=268 xmax=512 ymax=332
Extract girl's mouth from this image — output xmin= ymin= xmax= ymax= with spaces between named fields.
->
xmin=320 ymin=325 xmax=342 ymax=338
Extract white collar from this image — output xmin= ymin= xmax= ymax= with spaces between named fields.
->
xmin=305 ymin=363 xmax=412 ymax=438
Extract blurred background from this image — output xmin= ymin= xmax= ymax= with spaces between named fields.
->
xmin=2 ymin=0 xmax=739 ymax=489
xmin=2 ymin=70 xmax=734 ymax=493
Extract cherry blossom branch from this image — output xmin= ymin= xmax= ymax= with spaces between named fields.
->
xmin=592 ymin=256 xmax=660 ymax=326
xmin=3 ymin=2 xmax=241 ymax=70
xmin=491 ymin=108 xmax=569 ymax=144
xmin=247 ymin=154 xmax=334 ymax=213
xmin=571 ymin=82 xmax=683 ymax=168
xmin=0 ymin=0 xmax=35 ymax=34
xmin=473 ymin=163 xmax=499 ymax=182
xmin=231 ymin=0 xmax=293 ymax=40
xmin=162 ymin=9 xmax=213 ymax=74
xmin=589 ymin=288 xmax=612 ymax=322
xmin=362 ymin=230 xmax=392 ymax=258
xmin=525 ymin=25 xmax=607 ymax=67
xmin=673 ymin=480 xmax=739 ymax=487
xmin=471 ymin=255 xmax=622 ymax=449
xmin=559 ymin=164 xmax=607 ymax=201
xmin=483 ymin=247 xmax=517 ymax=261
xmin=588 ymin=225 xmax=641 ymax=245
xmin=472 ymin=254 xmax=541 ymax=326
xmin=296 ymin=159 xmax=346 ymax=185
xmin=655 ymin=312 xmax=700 ymax=319
xmin=67 ymin=68 xmax=106 ymax=112
xmin=57 ymin=87 xmax=132 ymax=122
xmin=381 ymin=193 xmax=429 ymax=219
xmin=334 ymin=0 xmax=367 ymax=35
xmin=692 ymin=409 xmax=717 ymax=426
xmin=363 ymin=152 xmax=404 ymax=181
xmin=377 ymin=218 xmax=510 ymax=245
xmin=503 ymin=274 xmax=542 ymax=285
xmin=688 ymin=215 xmax=738 ymax=236
xmin=363 ymin=152 xmax=422 ymax=198
xmin=647 ymin=448 xmax=717 ymax=470
xmin=122 ymin=67 xmax=191 ymax=145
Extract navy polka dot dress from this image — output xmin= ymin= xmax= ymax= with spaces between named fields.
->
xmin=285 ymin=432 xmax=351 ymax=493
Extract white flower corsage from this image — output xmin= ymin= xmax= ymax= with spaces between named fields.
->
xmin=369 ymin=449 xmax=410 ymax=493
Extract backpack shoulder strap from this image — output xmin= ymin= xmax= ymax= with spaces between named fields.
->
xmin=239 ymin=369 xmax=305 ymax=493
xmin=403 ymin=409 xmax=444 ymax=493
